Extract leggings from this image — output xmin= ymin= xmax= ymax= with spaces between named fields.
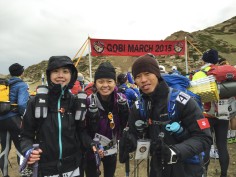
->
xmin=205 ymin=118 xmax=229 ymax=177
xmin=0 ymin=115 xmax=23 ymax=176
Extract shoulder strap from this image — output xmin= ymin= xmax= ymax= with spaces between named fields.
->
xmin=167 ymin=87 xmax=180 ymax=119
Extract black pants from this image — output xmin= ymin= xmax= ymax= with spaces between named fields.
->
xmin=80 ymin=154 xmax=117 ymax=177
xmin=0 ymin=115 xmax=23 ymax=176
xmin=204 ymin=118 xmax=229 ymax=177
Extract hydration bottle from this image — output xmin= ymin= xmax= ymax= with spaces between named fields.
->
xmin=75 ymin=91 xmax=87 ymax=121
xmin=117 ymin=94 xmax=129 ymax=113
xmin=165 ymin=122 xmax=189 ymax=141
xmin=88 ymin=95 xmax=100 ymax=131
xmin=165 ymin=122 xmax=183 ymax=134
xmin=35 ymin=85 xmax=48 ymax=118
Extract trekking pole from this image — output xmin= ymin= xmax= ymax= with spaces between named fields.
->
xmin=19 ymin=144 xmax=40 ymax=177
xmin=147 ymin=156 xmax=150 ymax=177
xmin=125 ymin=158 xmax=130 ymax=177
xmin=32 ymin=144 xmax=39 ymax=177
xmin=91 ymin=138 xmax=103 ymax=177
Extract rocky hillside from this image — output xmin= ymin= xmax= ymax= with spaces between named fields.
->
xmin=17 ymin=16 xmax=236 ymax=84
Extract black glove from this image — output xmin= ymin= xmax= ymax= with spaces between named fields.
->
xmin=119 ymin=127 xmax=137 ymax=163
xmin=152 ymin=142 xmax=178 ymax=164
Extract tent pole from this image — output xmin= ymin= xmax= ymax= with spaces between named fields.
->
xmin=88 ymin=37 xmax=92 ymax=82
xmin=185 ymin=36 xmax=188 ymax=74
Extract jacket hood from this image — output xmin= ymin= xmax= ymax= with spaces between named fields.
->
xmin=46 ymin=56 xmax=78 ymax=89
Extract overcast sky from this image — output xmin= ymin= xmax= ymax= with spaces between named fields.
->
xmin=0 ymin=0 xmax=236 ymax=75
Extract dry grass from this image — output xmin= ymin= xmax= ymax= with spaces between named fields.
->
xmin=4 ymin=143 xmax=236 ymax=177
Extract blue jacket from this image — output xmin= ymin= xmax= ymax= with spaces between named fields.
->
xmin=119 ymin=83 xmax=140 ymax=107
xmin=0 ymin=77 xmax=29 ymax=120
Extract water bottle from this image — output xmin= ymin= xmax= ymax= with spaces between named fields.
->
xmin=35 ymin=85 xmax=48 ymax=118
xmin=117 ymin=94 xmax=129 ymax=113
xmin=165 ymin=122 xmax=183 ymax=134
xmin=75 ymin=91 xmax=87 ymax=120
xmin=165 ymin=122 xmax=189 ymax=141
xmin=88 ymin=95 xmax=100 ymax=131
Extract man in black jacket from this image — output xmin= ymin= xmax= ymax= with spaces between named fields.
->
xmin=123 ymin=54 xmax=212 ymax=177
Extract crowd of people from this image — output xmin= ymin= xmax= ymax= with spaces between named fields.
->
xmin=0 ymin=50 xmax=235 ymax=177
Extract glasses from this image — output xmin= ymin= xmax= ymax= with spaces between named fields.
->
xmin=108 ymin=112 xmax=115 ymax=129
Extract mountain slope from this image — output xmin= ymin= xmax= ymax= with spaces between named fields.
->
xmin=21 ymin=16 xmax=236 ymax=83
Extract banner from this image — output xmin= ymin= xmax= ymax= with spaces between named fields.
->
xmin=90 ymin=38 xmax=185 ymax=56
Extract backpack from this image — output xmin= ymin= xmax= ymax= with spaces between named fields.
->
xmin=71 ymin=80 xmax=82 ymax=94
xmin=207 ymin=64 xmax=236 ymax=83
xmin=0 ymin=78 xmax=21 ymax=115
xmin=84 ymin=82 xmax=94 ymax=96
xmin=137 ymin=88 xmax=204 ymax=165
xmin=161 ymin=74 xmax=203 ymax=110
xmin=0 ymin=78 xmax=9 ymax=102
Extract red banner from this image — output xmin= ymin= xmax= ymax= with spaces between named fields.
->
xmin=90 ymin=38 xmax=185 ymax=56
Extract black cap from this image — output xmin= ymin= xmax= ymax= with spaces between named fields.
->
xmin=132 ymin=53 xmax=160 ymax=79
xmin=94 ymin=62 xmax=116 ymax=82
xmin=9 ymin=63 xmax=24 ymax=76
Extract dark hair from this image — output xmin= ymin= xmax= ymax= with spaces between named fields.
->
xmin=117 ymin=73 xmax=127 ymax=85
xmin=9 ymin=63 xmax=24 ymax=76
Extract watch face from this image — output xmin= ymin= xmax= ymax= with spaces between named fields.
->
xmin=172 ymin=154 xmax=178 ymax=163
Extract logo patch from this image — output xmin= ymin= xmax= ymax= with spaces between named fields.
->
xmin=197 ymin=118 xmax=210 ymax=129
xmin=93 ymin=41 xmax=104 ymax=53
xmin=176 ymin=92 xmax=190 ymax=105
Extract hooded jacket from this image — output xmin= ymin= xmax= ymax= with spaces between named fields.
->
xmin=20 ymin=56 xmax=90 ymax=176
xmin=127 ymin=80 xmax=212 ymax=177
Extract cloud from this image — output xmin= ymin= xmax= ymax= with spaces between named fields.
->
xmin=0 ymin=0 xmax=235 ymax=74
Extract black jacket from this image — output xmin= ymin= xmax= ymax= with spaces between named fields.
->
xmin=128 ymin=80 xmax=212 ymax=177
xmin=20 ymin=56 xmax=91 ymax=176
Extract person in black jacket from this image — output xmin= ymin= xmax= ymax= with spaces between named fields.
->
xmin=20 ymin=56 xmax=91 ymax=177
xmin=123 ymin=54 xmax=212 ymax=177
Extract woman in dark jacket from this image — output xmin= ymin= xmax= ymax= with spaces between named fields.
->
xmin=20 ymin=56 xmax=91 ymax=177
xmin=81 ymin=62 xmax=129 ymax=177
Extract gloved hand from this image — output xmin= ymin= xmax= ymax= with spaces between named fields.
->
xmin=151 ymin=141 xmax=178 ymax=164
xmin=119 ymin=127 xmax=137 ymax=163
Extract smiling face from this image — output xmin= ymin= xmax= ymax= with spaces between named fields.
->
xmin=50 ymin=67 xmax=71 ymax=87
xmin=134 ymin=72 xmax=158 ymax=94
xmin=95 ymin=78 xmax=116 ymax=100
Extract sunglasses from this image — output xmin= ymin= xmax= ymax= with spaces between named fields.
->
xmin=108 ymin=112 xmax=115 ymax=129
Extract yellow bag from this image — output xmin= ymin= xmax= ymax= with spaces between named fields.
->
xmin=0 ymin=79 xmax=9 ymax=102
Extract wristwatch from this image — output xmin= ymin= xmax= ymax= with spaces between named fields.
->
xmin=168 ymin=148 xmax=178 ymax=164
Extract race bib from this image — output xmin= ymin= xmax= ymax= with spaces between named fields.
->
xmin=44 ymin=166 xmax=80 ymax=177
xmin=135 ymin=139 xmax=150 ymax=160
xmin=217 ymin=97 xmax=236 ymax=120
xmin=176 ymin=92 xmax=191 ymax=105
